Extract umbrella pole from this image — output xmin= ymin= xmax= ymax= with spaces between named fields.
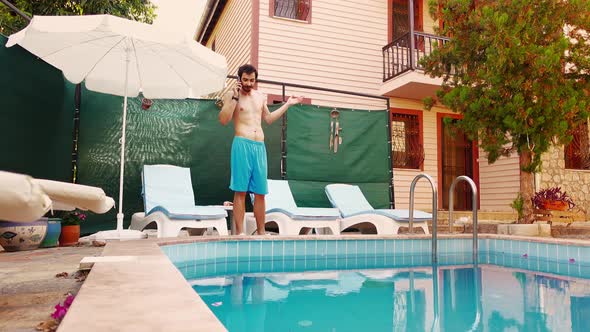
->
xmin=116 ymin=51 xmax=131 ymax=233
xmin=77 ymin=43 xmax=145 ymax=241
xmin=116 ymin=96 xmax=128 ymax=232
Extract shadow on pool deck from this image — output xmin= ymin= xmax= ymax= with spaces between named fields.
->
xmin=0 ymin=244 xmax=104 ymax=332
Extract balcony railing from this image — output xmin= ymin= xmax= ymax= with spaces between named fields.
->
xmin=382 ymin=32 xmax=450 ymax=81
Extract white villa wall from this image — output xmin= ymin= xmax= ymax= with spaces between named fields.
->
xmin=257 ymin=0 xmax=387 ymax=110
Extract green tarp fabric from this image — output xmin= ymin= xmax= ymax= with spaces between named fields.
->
xmin=76 ymin=93 xmax=282 ymax=234
xmin=77 ymin=101 xmax=389 ymax=233
xmin=0 ymin=34 xmax=74 ymax=182
xmin=286 ymin=104 xmax=390 ymax=209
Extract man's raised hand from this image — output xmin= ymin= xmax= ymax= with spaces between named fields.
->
xmin=286 ymin=95 xmax=304 ymax=105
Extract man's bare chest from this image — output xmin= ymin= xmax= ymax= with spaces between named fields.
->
xmin=237 ymin=96 xmax=263 ymax=115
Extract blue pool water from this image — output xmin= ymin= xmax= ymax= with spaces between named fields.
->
xmin=190 ymin=264 xmax=590 ymax=331
xmin=162 ymin=238 xmax=590 ymax=331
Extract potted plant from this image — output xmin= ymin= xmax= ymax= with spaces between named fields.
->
xmin=510 ymin=193 xmax=524 ymax=223
xmin=58 ymin=210 xmax=86 ymax=246
xmin=532 ymin=187 xmax=575 ymax=211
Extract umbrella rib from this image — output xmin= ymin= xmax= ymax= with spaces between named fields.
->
xmin=131 ymin=39 xmax=224 ymax=80
xmin=135 ymin=39 xmax=191 ymax=90
xmin=39 ymin=33 xmax=122 ymax=59
xmin=130 ymin=39 xmax=144 ymax=91
xmin=164 ymin=44 xmax=225 ymax=79
xmin=82 ymin=36 xmax=128 ymax=81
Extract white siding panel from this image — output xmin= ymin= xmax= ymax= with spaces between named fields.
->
xmin=259 ymin=83 xmax=388 ymax=110
xmin=258 ymin=0 xmax=387 ymax=109
xmin=423 ymin=2 xmax=437 ymax=35
xmin=260 ymin=51 xmax=381 ymax=73
xmin=208 ymin=0 xmax=252 ymax=96
xmin=479 ymin=151 xmax=520 ymax=211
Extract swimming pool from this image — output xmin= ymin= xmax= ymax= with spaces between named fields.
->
xmin=162 ymin=237 xmax=590 ymax=331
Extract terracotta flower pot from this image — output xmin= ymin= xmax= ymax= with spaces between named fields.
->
xmin=541 ymin=200 xmax=568 ymax=211
xmin=59 ymin=225 xmax=80 ymax=246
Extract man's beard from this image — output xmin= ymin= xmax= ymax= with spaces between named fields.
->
xmin=242 ymin=86 xmax=252 ymax=93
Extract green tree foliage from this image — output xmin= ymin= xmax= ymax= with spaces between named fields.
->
xmin=424 ymin=0 xmax=590 ymax=170
xmin=423 ymin=0 xmax=590 ymax=222
xmin=1 ymin=0 xmax=156 ymax=36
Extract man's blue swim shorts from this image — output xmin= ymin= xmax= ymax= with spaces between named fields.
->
xmin=230 ymin=136 xmax=268 ymax=195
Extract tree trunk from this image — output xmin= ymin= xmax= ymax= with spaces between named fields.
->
xmin=520 ymin=150 xmax=535 ymax=224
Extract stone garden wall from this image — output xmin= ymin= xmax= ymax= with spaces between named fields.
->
xmin=540 ymin=146 xmax=590 ymax=219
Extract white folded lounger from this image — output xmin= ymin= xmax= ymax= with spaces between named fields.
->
xmin=32 ymin=179 xmax=115 ymax=213
xmin=0 ymin=171 xmax=52 ymax=222
xmin=0 ymin=171 xmax=115 ymax=222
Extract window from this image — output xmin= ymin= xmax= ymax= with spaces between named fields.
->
xmin=565 ymin=119 xmax=590 ymax=170
xmin=391 ymin=112 xmax=424 ymax=169
xmin=271 ymin=0 xmax=311 ymax=22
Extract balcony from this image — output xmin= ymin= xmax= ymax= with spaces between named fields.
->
xmin=380 ymin=32 xmax=450 ymax=100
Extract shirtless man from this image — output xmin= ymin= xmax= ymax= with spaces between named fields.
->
xmin=218 ymin=64 xmax=303 ymax=235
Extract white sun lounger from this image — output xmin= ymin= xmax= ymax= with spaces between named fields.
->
xmin=325 ymin=184 xmax=431 ymax=235
xmin=130 ymin=165 xmax=228 ymax=238
xmin=244 ymin=180 xmax=341 ymax=235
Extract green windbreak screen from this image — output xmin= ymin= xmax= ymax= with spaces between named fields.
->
xmin=0 ymin=34 xmax=74 ymax=181
xmin=285 ymin=104 xmax=390 ymax=208
xmin=77 ymin=92 xmax=282 ymax=234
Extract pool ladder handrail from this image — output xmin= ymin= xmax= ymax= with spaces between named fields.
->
xmin=467 ymin=261 xmax=482 ymax=332
xmin=448 ymin=175 xmax=479 ymax=260
xmin=408 ymin=173 xmax=438 ymax=262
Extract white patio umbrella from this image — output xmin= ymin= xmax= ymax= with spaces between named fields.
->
xmin=6 ymin=15 xmax=227 ymax=240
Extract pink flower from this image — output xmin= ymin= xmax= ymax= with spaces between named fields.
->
xmin=51 ymin=304 xmax=67 ymax=320
xmin=50 ymin=294 xmax=75 ymax=321
xmin=64 ymin=294 xmax=75 ymax=308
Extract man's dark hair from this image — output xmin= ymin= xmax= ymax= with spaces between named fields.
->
xmin=238 ymin=64 xmax=258 ymax=79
